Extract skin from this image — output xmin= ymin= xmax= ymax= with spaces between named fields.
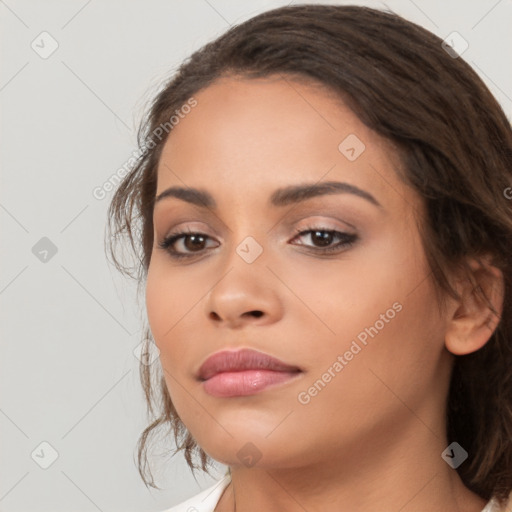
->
xmin=145 ymin=75 xmax=503 ymax=512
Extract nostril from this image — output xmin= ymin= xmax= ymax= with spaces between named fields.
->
xmin=209 ymin=310 xmax=264 ymax=321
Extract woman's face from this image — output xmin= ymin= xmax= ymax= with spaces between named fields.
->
xmin=146 ymin=75 xmax=454 ymax=469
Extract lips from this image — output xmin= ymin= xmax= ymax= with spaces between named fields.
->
xmin=198 ymin=348 xmax=301 ymax=380
xmin=197 ymin=348 xmax=302 ymax=397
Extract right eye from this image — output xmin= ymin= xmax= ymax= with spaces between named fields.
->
xmin=157 ymin=230 xmax=219 ymax=259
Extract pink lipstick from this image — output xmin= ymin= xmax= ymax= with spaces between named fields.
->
xmin=197 ymin=348 xmax=302 ymax=397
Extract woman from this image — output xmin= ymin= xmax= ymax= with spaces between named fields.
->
xmin=107 ymin=4 xmax=512 ymax=511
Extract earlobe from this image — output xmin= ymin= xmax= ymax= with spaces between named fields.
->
xmin=444 ymin=257 xmax=504 ymax=356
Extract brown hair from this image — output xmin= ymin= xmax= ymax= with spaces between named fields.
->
xmin=106 ymin=4 xmax=512 ymax=505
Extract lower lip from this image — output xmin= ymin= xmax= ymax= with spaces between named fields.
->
xmin=202 ymin=370 xmax=301 ymax=397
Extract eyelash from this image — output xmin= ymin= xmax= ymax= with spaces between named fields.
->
xmin=157 ymin=225 xmax=358 ymax=260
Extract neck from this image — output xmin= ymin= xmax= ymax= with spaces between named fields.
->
xmin=216 ymin=418 xmax=487 ymax=512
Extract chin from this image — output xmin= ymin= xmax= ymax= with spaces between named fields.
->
xmin=199 ymin=431 xmax=309 ymax=470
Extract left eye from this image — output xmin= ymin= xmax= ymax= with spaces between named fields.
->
xmin=290 ymin=227 xmax=358 ymax=253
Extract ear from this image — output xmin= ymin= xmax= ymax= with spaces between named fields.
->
xmin=444 ymin=256 xmax=505 ymax=356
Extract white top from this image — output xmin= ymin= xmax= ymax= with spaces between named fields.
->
xmin=162 ymin=474 xmax=231 ymax=512
xmin=161 ymin=474 xmax=502 ymax=512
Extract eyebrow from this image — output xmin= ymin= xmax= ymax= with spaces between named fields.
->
xmin=154 ymin=181 xmax=382 ymax=209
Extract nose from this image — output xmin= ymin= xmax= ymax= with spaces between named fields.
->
xmin=204 ymin=255 xmax=284 ymax=329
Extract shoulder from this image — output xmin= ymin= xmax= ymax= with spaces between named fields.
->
xmin=483 ymin=490 xmax=512 ymax=512
xmin=498 ymin=490 xmax=512 ymax=512
xmin=160 ymin=474 xmax=231 ymax=512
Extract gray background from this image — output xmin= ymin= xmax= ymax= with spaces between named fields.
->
xmin=1 ymin=0 xmax=511 ymax=511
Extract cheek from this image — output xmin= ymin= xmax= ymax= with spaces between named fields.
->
xmin=273 ymin=232 xmax=423 ymax=356
xmin=145 ymin=258 xmax=222 ymax=397
xmin=288 ymin=227 xmax=445 ymax=401
xmin=145 ymin=265 xmax=173 ymax=344
xmin=145 ymin=260 xmax=201 ymax=344
xmin=145 ymin=263 xmax=195 ymax=405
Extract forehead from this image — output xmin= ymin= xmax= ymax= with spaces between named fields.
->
xmin=156 ymin=75 xmax=419 ymax=216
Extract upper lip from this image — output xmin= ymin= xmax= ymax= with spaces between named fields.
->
xmin=197 ymin=348 xmax=302 ymax=380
